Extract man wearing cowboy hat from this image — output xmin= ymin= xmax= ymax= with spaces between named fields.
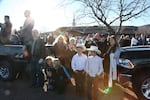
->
xmin=71 ymin=43 xmax=87 ymax=96
xmin=85 ymin=45 xmax=104 ymax=100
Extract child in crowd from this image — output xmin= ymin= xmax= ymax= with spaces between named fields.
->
xmin=85 ymin=45 xmax=104 ymax=100
xmin=42 ymin=56 xmax=57 ymax=92
xmin=42 ymin=56 xmax=70 ymax=93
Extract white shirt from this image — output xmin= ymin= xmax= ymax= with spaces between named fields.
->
xmin=131 ymin=37 xmax=138 ymax=46
xmin=71 ymin=53 xmax=87 ymax=72
xmin=85 ymin=55 xmax=103 ymax=77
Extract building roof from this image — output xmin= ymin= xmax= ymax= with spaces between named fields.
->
xmin=56 ymin=26 xmax=139 ymax=35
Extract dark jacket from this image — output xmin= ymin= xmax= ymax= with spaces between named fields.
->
xmin=138 ymin=37 xmax=147 ymax=45
xmin=1 ymin=21 xmax=12 ymax=37
xmin=32 ymin=38 xmax=45 ymax=58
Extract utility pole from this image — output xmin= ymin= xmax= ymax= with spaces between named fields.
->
xmin=72 ymin=14 xmax=76 ymax=27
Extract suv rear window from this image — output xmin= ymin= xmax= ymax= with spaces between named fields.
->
xmin=120 ymin=50 xmax=150 ymax=59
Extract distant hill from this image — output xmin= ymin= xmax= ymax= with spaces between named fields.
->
xmin=42 ymin=25 xmax=150 ymax=36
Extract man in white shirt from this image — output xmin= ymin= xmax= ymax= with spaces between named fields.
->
xmin=85 ymin=45 xmax=104 ymax=100
xmin=71 ymin=43 xmax=87 ymax=96
xmin=22 ymin=10 xmax=34 ymax=43
xmin=131 ymin=34 xmax=139 ymax=46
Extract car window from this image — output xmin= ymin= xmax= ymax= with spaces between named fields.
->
xmin=120 ymin=50 xmax=150 ymax=59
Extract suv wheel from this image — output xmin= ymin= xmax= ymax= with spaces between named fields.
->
xmin=0 ymin=61 xmax=14 ymax=80
xmin=141 ymin=77 xmax=150 ymax=99
xmin=132 ymin=72 xmax=150 ymax=100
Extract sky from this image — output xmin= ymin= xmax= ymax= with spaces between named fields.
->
xmin=0 ymin=0 xmax=75 ymax=32
xmin=0 ymin=0 xmax=150 ymax=33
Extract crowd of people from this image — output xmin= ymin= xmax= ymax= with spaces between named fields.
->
xmin=118 ymin=33 xmax=149 ymax=47
xmin=0 ymin=10 xmax=150 ymax=100
xmin=36 ymin=33 xmax=120 ymax=100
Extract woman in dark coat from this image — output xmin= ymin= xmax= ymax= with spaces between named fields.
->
xmin=52 ymin=35 xmax=68 ymax=66
xmin=103 ymin=35 xmax=119 ymax=88
xmin=65 ymin=37 xmax=76 ymax=76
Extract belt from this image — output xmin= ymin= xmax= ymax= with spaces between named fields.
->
xmin=88 ymin=72 xmax=104 ymax=78
xmin=76 ymin=70 xmax=84 ymax=73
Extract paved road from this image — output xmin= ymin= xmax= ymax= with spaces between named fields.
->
xmin=0 ymin=75 xmax=139 ymax=100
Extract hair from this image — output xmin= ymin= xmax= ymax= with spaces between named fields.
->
xmin=109 ymin=35 xmax=119 ymax=52
xmin=5 ymin=15 xmax=10 ymax=19
xmin=24 ymin=10 xmax=31 ymax=17
xmin=32 ymin=29 xmax=39 ymax=38
xmin=52 ymin=35 xmax=67 ymax=45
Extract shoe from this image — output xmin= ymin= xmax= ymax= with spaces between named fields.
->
xmin=98 ymin=87 xmax=112 ymax=94
xmin=103 ymin=87 xmax=112 ymax=94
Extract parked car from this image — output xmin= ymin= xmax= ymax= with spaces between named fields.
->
xmin=0 ymin=45 xmax=29 ymax=80
xmin=117 ymin=45 xmax=150 ymax=100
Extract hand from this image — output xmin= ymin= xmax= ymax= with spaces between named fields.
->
xmin=38 ymin=58 xmax=44 ymax=64
xmin=102 ymin=53 xmax=106 ymax=57
xmin=1 ymin=23 xmax=6 ymax=28
xmin=70 ymin=77 xmax=76 ymax=86
xmin=74 ymin=71 xmax=78 ymax=73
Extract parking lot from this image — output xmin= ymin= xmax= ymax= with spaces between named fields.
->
xmin=0 ymin=75 xmax=138 ymax=100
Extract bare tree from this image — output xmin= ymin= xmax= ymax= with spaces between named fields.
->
xmin=61 ymin=0 xmax=150 ymax=34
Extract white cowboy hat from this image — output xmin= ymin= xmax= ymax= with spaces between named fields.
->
xmin=86 ymin=45 xmax=101 ymax=54
xmin=76 ymin=43 xmax=86 ymax=51
xmin=45 ymin=56 xmax=53 ymax=60
xmin=45 ymin=56 xmax=59 ymax=61
xmin=69 ymin=37 xmax=76 ymax=42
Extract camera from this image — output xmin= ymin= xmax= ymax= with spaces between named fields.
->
xmin=0 ymin=23 xmax=2 ymax=27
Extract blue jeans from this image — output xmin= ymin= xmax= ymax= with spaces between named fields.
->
xmin=29 ymin=57 xmax=43 ymax=86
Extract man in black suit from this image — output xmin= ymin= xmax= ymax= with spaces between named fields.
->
xmin=29 ymin=29 xmax=45 ymax=88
